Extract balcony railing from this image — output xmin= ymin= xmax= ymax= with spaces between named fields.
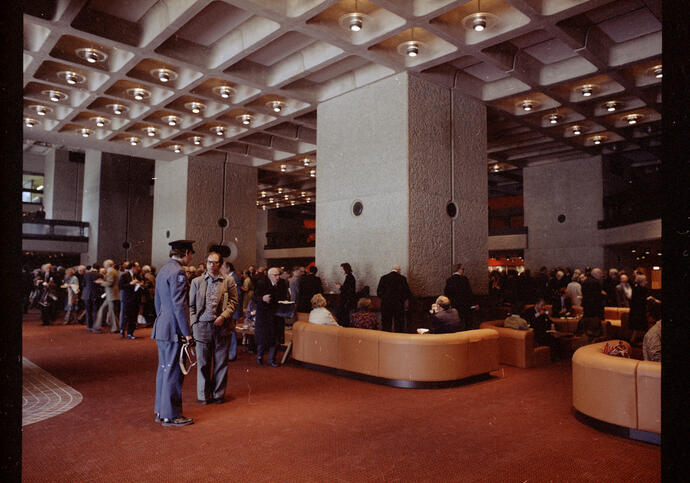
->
xmin=265 ymin=230 xmax=315 ymax=250
xmin=22 ymin=218 xmax=89 ymax=242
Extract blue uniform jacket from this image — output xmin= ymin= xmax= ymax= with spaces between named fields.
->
xmin=151 ymin=258 xmax=190 ymax=341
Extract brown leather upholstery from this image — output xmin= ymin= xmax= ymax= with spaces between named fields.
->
xmin=572 ymin=341 xmax=660 ymax=434
xmin=479 ymin=320 xmax=550 ymax=368
xmin=292 ymin=322 xmax=499 ymax=383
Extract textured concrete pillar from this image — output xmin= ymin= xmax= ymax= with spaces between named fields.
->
xmin=152 ymin=154 xmax=258 ymax=270
xmin=317 ymin=72 xmax=487 ymax=296
xmin=523 ymin=156 xmax=604 ymax=269
xmin=43 ymin=149 xmax=84 ymax=220
xmin=80 ymin=149 xmax=101 ymax=265
xmin=97 ymin=153 xmax=154 ymax=264
xmin=42 ymin=149 xmax=55 ymax=218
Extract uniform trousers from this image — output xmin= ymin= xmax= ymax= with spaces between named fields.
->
xmin=195 ymin=325 xmax=231 ymax=402
xmin=154 ymin=340 xmax=184 ymax=419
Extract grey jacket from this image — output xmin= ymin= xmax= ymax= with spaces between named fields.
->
xmin=189 ymin=273 xmax=238 ymax=341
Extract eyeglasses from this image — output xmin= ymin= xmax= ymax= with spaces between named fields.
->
xmin=206 ymin=260 xmax=220 ymax=265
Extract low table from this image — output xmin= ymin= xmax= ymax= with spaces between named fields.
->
xmin=550 ymin=316 xmax=580 ymax=334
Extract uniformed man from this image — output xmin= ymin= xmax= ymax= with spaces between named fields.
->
xmin=153 ymin=240 xmax=195 ymax=427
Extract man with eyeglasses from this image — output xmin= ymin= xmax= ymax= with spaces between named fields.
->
xmin=189 ymin=251 xmax=238 ymax=404
xmin=252 ymin=267 xmax=288 ymax=367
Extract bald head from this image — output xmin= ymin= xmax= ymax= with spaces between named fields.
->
xmin=392 ymin=264 xmax=401 ymax=273
xmin=591 ymin=268 xmax=603 ymax=279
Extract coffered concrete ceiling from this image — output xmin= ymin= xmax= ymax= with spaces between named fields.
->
xmin=23 ymin=0 xmax=662 ymax=208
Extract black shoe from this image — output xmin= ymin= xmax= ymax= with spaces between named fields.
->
xmin=126 ymin=334 xmax=136 ymax=340
xmin=161 ymin=416 xmax=193 ymax=427
xmin=198 ymin=399 xmax=211 ymax=405
xmin=228 ymin=356 xmax=237 ymax=362
xmin=270 ymin=362 xmax=280 ymax=368
xmin=256 ymin=358 xmax=264 ymax=365
xmin=119 ymin=331 xmax=125 ymax=339
xmin=213 ymin=398 xmax=224 ymax=404
xmin=154 ymin=413 xmax=161 ymax=423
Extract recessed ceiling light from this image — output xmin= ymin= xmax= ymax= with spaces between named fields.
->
xmin=237 ymin=114 xmax=253 ymax=126
xmin=42 ymin=90 xmax=68 ymax=103
xmin=397 ymin=40 xmax=423 ymax=58
xmin=171 ymin=144 xmax=183 ymax=154
xmin=184 ymin=101 xmax=205 ymax=114
xmin=547 ymin=113 xmax=561 ymax=124
xmin=650 ymin=64 xmax=662 ymax=79
xmin=624 ymin=114 xmax=642 ymax=125
xmin=75 ymin=47 xmax=108 ymax=64
xmin=290 ymin=200 xmax=296 ymax=206
xmin=519 ymin=100 xmax=535 ymax=111
xmin=211 ymin=125 xmax=226 ymax=137
xmin=80 ymin=127 xmax=92 ymax=138
xmin=24 ymin=117 xmax=38 ymax=128
xmin=150 ymin=68 xmax=178 ymax=84
xmin=58 ymin=71 xmax=85 ymax=85
xmin=590 ymin=135 xmax=607 ymax=145
xmin=277 ymin=188 xmax=283 ymax=193
xmin=306 ymin=197 xmax=312 ymax=202
xmin=213 ymin=85 xmax=235 ymax=99
xmin=406 ymin=42 xmax=419 ymax=57
xmin=267 ymin=100 xmax=285 ymax=113
xmin=29 ymin=105 xmax=52 ymax=117
xmin=604 ymin=101 xmax=619 ymax=112
xmin=571 ymin=125 xmax=583 ymax=136
xmin=127 ymin=136 xmax=141 ymax=146
xmin=310 ymin=169 xmax=316 ymax=178
xmin=284 ymin=194 xmax=289 ymax=200
xmin=90 ymin=116 xmax=110 ymax=127
xmin=338 ymin=11 xmax=369 ymax=32
xmin=143 ymin=126 xmax=158 ymax=137
xmin=162 ymin=115 xmax=180 ymax=127
xmin=280 ymin=164 xmax=287 ymax=172
xmin=462 ymin=11 xmax=498 ymax=32
xmin=189 ymin=135 xmax=203 ymax=145
xmin=303 ymin=158 xmax=310 ymax=166
xmin=472 ymin=15 xmax=487 ymax=31
xmin=580 ymin=84 xmax=594 ymax=97
xmin=262 ymin=205 xmax=267 ymax=210
xmin=260 ymin=191 xmax=267 ymax=197
xmin=127 ymin=87 xmax=151 ymax=101
xmin=269 ymin=197 xmax=274 ymax=203
xmin=107 ymin=103 xmax=128 ymax=116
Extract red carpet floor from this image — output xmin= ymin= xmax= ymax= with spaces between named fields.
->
xmin=21 ymin=310 xmax=660 ymax=482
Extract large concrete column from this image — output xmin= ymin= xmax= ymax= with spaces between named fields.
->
xmin=43 ymin=149 xmax=84 ymax=220
xmin=152 ymin=154 xmax=257 ymax=270
xmin=316 ymin=72 xmax=487 ymax=296
xmin=523 ymin=156 xmax=604 ymax=269
xmin=41 ymin=149 xmax=55 ymax=217
xmin=80 ymin=149 xmax=101 ymax=265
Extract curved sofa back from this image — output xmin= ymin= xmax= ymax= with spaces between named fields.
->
xmin=292 ymin=322 xmax=499 ymax=383
xmin=572 ymin=341 xmax=660 ymax=433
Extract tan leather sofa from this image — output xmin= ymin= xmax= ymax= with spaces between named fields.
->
xmin=479 ymin=320 xmax=550 ymax=368
xmin=292 ymin=321 xmax=499 ymax=385
xmin=572 ymin=341 xmax=660 ymax=434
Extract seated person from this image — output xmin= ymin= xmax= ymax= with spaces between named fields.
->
xmin=552 ymin=287 xmax=573 ymax=317
xmin=642 ymin=298 xmax=661 ymax=362
xmin=504 ymin=303 xmax=529 ymax=330
xmin=521 ymin=298 xmax=557 ymax=358
xmin=430 ymin=296 xmax=464 ymax=334
xmin=308 ymin=294 xmax=339 ymax=326
xmin=350 ymin=297 xmax=378 ymax=330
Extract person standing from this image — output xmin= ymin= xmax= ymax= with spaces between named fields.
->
xmin=61 ymin=268 xmax=80 ymax=325
xmin=252 ymin=267 xmax=288 ymax=367
xmin=82 ymin=264 xmax=102 ymax=332
xmin=579 ymin=267 xmax=606 ymax=339
xmin=297 ymin=265 xmax=323 ymax=313
xmin=376 ymin=264 xmax=411 ymax=333
xmin=152 ymin=240 xmax=196 ymax=427
xmin=94 ymin=259 xmax=120 ymax=333
xmin=118 ymin=261 xmax=142 ymax=339
xmin=629 ymin=273 xmax=649 ymax=345
xmin=334 ymin=263 xmax=356 ymax=326
xmin=220 ymin=261 xmax=241 ymax=362
xmin=190 ymin=252 xmax=238 ymax=404
xmin=444 ymin=263 xmax=477 ymax=330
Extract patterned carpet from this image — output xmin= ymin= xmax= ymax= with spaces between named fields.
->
xmin=22 ymin=357 xmax=82 ymax=426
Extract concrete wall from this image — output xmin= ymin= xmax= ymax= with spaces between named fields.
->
xmin=317 ymin=73 xmax=410 ymax=293
xmin=51 ymin=149 xmax=84 ymax=221
xmin=42 ymin=149 xmax=55 ymax=217
xmin=80 ymin=150 xmax=101 ymax=265
xmin=97 ymin=153 xmax=154 ymax=264
xmin=23 ymin=153 xmax=45 ymax=173
xmin=184 ymin=153 xmax=257 ymax=269
xmin=257 ymin=209 xmax=267 ymax=268
xmin=523 ymin=156 xmax=604 ymax=269
xmin=152 ymin=157 xmax=189 ymax=269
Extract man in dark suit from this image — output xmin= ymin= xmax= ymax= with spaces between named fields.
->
xmin=430 ymin=296 xmax=463 ymax=334
xmin=521 ymin=298 xmax=556 ymax=358
xmin=252 ymin=267 xmax=289 ymax=367
xmin=297 ymin=265 xmax=323 ymax=313
xmin=444 ymin=263 xmax=477 ymax=330
xmin=552 ymin=286 xmax=573 ymax=317
xmin=82 ymin=263 xmax=102 ymax=333
xmin=152 ymin=240 xmax=195 ymax=427
xmin=376 ymin=264 xmax=411 ymax=333
xmin=579 ymin=267 xmax=606 ymax=338
xmin=118 ymin=261 xmax=142 ymax=339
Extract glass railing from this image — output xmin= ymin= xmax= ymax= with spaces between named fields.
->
xmin=22 ymin=218 xmax=89 ymax=241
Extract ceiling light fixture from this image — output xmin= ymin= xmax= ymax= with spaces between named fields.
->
xmin=58 ymin=71 xmax=85 ymax=85
xmin=339 ymin=1 xmax=367 ymax=33
xmin=590 ymin=135 xmax=607 ymax=145
xmin=462 ymin=1 xmax=497 ymax=33
xmin=185 ymin=101 xmax=206 ymax=114
xmin=127 ymin=136 xmax=141 ymax=146
xmin=580 ymin=84 xmax=594 ymax=97
xmin=90 ymin=116 xmax=110 ymax=127
xmin=260 ymin=191 xmax=267 ymax=197
xmin=491 ymin=163 xmax=500 ymax=172
xmin=277 ymin=188 xmax=283 ymax=193
xmin=290 ymin=201 xmax=296 ymax=206
xmin=30 ymin=105 xmax=51 ymax=117
xmin=571 ymin=125 xmax=583 ymax=136
xmin=624 ymin=113 xmax=642 ymax=125
xmin=76 ymin=47 xmax=107 ymax=64
xmin=190 ymin=135 xmax=202 ymax=145
xmin=267 ymin=100 xmax=285 ymax=113
xmin=144 ymin=126 xmax=158 ymax=137
xmin=303 ymin=158 xmax=310 ymax=166
xmin=80 ymin=127 xmax=92 ymax=138
xmin=280 ymin=164 xmax=287 ymax=172
xmin=237 ymin=114 xmax=253 ymax=126
xmin=42 ymin=89 xmax=68 ymax=103
xmin=212 ymin=125 xmax=226 ymax=137
xmin=24 ymin=117 xmax=38 ymax=128
xmin=472 ymin=14 xmax=487 ymax=31
xmin=127 ymin=87 xmax=151 ymax=101
xmin=310 ymin=169 xmax=316 ymax=178
xmin=213 ymin=85 xmax=235 ymax=99
xmin=306 ymin=197 xmax=312 ymax=202
xmin=547 ymin=113 xmax=561 ymax=124
xmin=651 ymin=65 xmax=662 ymax=79
xmin=604 ymin=101 xmax=619 ymax=112
xmin=162 ymin=115 xmax=180 ymax=127
xmin=284 ymin=194 xmax=289 ymax=200
xmin=269 ymin=197 xmax=274 ymax=203
xmin=150 ymin=68 xmax=178 ymax=84
xmin=107 ymin=103 xmax=128 ymax=116
xmin=262 ymin=205 xmax=267 ymax=211
xmin=520 ymin=100 xmax=535 ymax=111
xmin=171 ymin=144 xmax=183 ymax=154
